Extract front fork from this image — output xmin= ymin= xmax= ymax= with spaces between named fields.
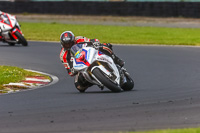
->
xmin=10 ymin=28 xmax=22 ymax=40
xmin=118 ymin=66 xmax=129 ymax=86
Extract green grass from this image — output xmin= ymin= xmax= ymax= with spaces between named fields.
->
xmin=20 ymin=22 xmax=200 ymax=46
xmin=0 ymin=65 xmax=49 ymax=90
xmin=132 ymin=128 xmax=200 ymax=133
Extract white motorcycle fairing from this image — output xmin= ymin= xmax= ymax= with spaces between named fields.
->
xmin=71 ymin=44 xmax=121 ymax=92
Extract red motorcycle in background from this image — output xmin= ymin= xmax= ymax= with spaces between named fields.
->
xmin=0 ymin=12 xmax=28 ymax=46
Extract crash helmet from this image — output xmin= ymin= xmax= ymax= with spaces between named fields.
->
xmin=60 ymin=31 xmax=75 ymax=50
xmin=0 ymin=11 xmax=2 ymax=15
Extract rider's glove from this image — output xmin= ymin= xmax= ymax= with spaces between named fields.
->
xmin=68 ymin=68 xmax=78 ymax=76
xmin=72 ymin=68 xmax=78 ymax=75
xmin=104 ymin=43 xmax=113 ymax=49
xmin=108 ymin=43 xmax=112 ymax=49
xmin=93 ymin=41 xmax=101 ymax=49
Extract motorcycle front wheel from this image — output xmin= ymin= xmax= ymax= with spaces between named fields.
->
xmin=121 ymin=74 xmax=134 ymax=91
xmin=8 ymin=43 xmax=15 ymax=46
xmin=14 ymin=31 xmax=28 ymax=46
xmin=92 ymin=68 xmax=121 ymax=92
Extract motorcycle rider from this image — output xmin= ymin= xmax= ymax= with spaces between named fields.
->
xmin=59 ymin=31 xmax=125 ymax=92
xmin=0 ymin=11 xmax=8 ymax=40
xmin=0 ymin=11 xmax=3 ymax=40
xmin=0 ymin=11 xmax=2 ymax=20
xmin=0 ymin=11 xmax=12 ymax=40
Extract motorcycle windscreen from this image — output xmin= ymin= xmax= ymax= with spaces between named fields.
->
xmin=70 ymin=44 xmax=83 ymax=58
xmin=1 ymin=15 xmax=10 ymax=25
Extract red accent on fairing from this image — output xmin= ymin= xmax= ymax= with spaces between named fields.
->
xmin=75 ymin=51 xmax=90 ymax=66
xmin=7 ymin=14 xmax=12 ymax=27
xmin=11 ymin=28 xmax=21 ymax=39
xmin=79 ymin=54 xmax=85 ymax=61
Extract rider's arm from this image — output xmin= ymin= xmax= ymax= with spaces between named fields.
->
xmin=75 ymin=36 xmax=90 ymax=44
xmin=60 ymin=48 xmax=77 ymax=76
xmin=99 ymin=43 xmax=113 ymax=55
xmin=76 ymin=36 xmax=113 ymax=55
xmin=90 ymin=39 xmax=99 ymax=43
xmin=90 ymin=41 xmax=113 ymax=55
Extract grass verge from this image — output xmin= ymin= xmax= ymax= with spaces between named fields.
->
xmin=20 ymin=22 xmax=200 ymax=46
xmin=0 ymin=65 xmax=50 ymax=93
xmin=132 ymin=128 xmax=200 ymax=133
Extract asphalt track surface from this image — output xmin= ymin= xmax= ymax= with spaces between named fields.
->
xmin=0 ymin=41 xmax=200 ymax=133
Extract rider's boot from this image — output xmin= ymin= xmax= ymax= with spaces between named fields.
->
xmin=99 ymin=43 xmax=125 ymax=67
xmin=105 ymin=43 xmax=125 ymax=67
xmin=112 ymin=54 xmax=125 ymax=67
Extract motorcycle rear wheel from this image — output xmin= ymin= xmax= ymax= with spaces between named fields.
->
xmin=14 ymin=31 xmax=28 ymax=46
xmin=92 ymin=68 xmax=121 ymax=92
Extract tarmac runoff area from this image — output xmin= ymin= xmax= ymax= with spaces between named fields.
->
xmin=1 ymin=69 xmax=59 ymax=95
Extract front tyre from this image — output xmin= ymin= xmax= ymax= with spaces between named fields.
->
xmin=8 ymin=43 xmax=15 ymax=46
xmin=92 ymin=68 xmax=121 ymax=92
xmin=14 ymin=31 xmax=28 ymax=46
xmin=121 ymin=74 xmax=134 ymax=91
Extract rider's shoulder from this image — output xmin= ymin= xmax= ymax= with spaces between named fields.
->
xmin=75 ymin=36 xmax=90 ymax=43
xmin=90 ymin=39 xmax=100 ymax=43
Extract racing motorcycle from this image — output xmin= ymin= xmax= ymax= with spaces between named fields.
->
xmin=0 ymin=13 xmax=28 ymax=46
xmin=70 ymin=43 xmax=134 ymax=92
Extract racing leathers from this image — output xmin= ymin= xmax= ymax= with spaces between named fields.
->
xmin=0 ymin=11 xmax=3 ymax=39
xmin=60 ymin=36 xmax=124 ymax=92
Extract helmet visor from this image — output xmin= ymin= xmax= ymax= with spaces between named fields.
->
xmin=62 ymin=42 xmax=74 ymax=50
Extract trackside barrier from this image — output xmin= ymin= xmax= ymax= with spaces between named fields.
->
xmin=0 ymin=1 xmax=200 ymax=18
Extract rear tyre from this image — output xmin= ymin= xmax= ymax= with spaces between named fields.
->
xmin=14 ymin=31 xmax=28 ymax=46
xmin=92 ymin=68 xmax=121 ymax=92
